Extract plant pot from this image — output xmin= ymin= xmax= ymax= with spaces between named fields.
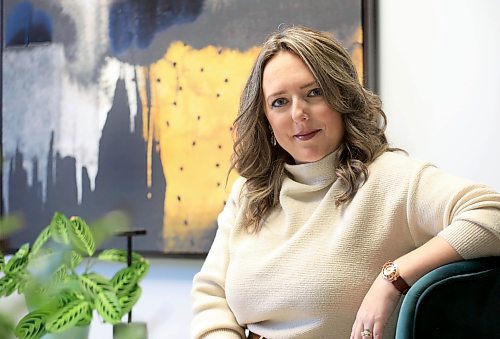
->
xmin=42 ymin=325 xmax=89 ymax=339
xmin=113 ymin=322 xmax=148 ymax=339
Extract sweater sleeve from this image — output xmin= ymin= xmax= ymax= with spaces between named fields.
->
xmin=407 ymin=163 xmax=500 ymax=259
xmin=191 ymin=177 xmax=246 ymax=339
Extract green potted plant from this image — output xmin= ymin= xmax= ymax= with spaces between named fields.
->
xmin=0 ymin=212 xmax=149 ymax=339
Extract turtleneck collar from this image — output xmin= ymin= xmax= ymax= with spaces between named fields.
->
xmin=284 ymin=150 xmax=339 ymax=187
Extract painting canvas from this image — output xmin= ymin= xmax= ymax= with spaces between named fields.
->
xmin=1 ymin=0 xmax=371 ymax=255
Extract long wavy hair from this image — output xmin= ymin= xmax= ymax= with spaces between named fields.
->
xmin=231 ymin=25 xmax=395 ymax=232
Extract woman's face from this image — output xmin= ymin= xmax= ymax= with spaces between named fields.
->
xmin=262 ymin=51 xmax=345 ymax=164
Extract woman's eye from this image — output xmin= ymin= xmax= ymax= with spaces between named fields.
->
xmin=308 ymin=88 xmax=322 ymax=97
xmin=271 ymin=98 xmax=288 ymax=108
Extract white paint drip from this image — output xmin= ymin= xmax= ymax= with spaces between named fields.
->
xmin=2 ymin=45 xmax=141 ymax=212
xmin=121 ymin=64 xmax=139 ymax=133
xmin=56 ymin=57 xmax=121 ymax=202
xmin=2 ymin=44 xmax=64 ymax=211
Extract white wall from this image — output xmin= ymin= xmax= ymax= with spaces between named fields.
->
xmin=379 ymin=0 xmax=500 ymax=191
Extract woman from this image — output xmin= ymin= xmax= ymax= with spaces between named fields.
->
xmin=191 ymin=25 xmax=500 ymax=339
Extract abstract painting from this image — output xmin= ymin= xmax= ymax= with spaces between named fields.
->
xmin=2 ymin=0 xmax=371 ymax=255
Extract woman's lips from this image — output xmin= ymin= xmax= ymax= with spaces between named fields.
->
xmin=294 ymin=129 xmax=320 ymax=141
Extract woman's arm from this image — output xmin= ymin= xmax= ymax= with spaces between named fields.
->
xmin=350 ymin=236 xmax=462 ymax=339
xmin=351 ymin=163 xmax=500 ymax=339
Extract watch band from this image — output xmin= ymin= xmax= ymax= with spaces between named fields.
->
xmin=392 ymin=276 xmax=410 ymax=295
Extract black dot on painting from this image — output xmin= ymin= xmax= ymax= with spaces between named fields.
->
xmin=224 ymin=78 xmax=228 ymax=83
xmin=229 ymin=127 xmax=233 ymax=131
xmin=177 ymin=196 xmax=181 ymax=202
xmin=192 ymin=141 xmax=196 ymax=146
xmin=217 ymin=182 xmax=221 ymax=187
xmin=184 ymin=220 xmax=189 ymax=226
xmin=172 ymin=62 xmax=177 ymax=67
xmin=180 ymin=166 xmax=184 ymax=171
xmin=156 ymin=78 xmax=161 ymax=83
xmin=216 ymin=93 xmax=220 ymax=98
xmin=200 ymin=67 xmax=204 ymax=72
xmin=218 ymin=145 xmax=222 ymax=149
xmin=197 ymin=115 xmax=201 ymax=121
xmin=179 ymin=86 xmax=183 ymax=91
xmin=218 ymin=48 xmax=223 ymax=54
xmin=173 ymin=101 xmax=177 ymax=106
xmin=166 ymin=121 xmax=170 ymax=127
xmin=223 ymin=201 xmax=227 ymax=206
xmin=215 ymin=163 xmax=220 ymax=168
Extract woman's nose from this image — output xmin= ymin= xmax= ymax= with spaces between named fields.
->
xmin=291 ymin=99 xmax=307 ymax=122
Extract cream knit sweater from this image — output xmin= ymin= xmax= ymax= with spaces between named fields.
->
xmin=191 ymin=151 xmax=500 ymax=339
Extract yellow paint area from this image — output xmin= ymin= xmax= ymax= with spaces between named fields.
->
xmin=139 ymin=42 xmax=260 ymax=252
xmin=350 ymin=27 xmax=364 ymax=85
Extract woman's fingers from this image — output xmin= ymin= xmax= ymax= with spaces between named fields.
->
xmin=350 ymin=275 xmax=401 ymax=338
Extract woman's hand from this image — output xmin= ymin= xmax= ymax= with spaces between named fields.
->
xmin=350 ymin=275 xmax=401 ymax=339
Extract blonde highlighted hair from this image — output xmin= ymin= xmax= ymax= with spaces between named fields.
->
xmin=231 ymin=25 xmax=395 ymax=232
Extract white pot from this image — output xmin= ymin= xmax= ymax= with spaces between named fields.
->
xmin=42 ymin=326 xmax=89 ymax=339
xmin=113 ymin=322 xmax=148 ymax=339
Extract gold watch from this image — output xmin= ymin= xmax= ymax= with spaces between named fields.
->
xmin=381 ymin=261 xmax=410 ymax=295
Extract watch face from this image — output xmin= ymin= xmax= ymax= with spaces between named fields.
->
xmin=382 ymin=262 xmax=398 ymax=281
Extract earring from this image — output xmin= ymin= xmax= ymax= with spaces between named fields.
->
xmin=270 ymin=129 xmax=277 ymax=146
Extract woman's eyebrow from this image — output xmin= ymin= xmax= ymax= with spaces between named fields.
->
xmin=300 ymin=80 xmax=318 ymax=89
xmin=267 ymin=81 xmax=319 ymax=100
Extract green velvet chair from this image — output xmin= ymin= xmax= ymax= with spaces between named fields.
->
xmin=395 ymin=256 xmax=500 ymax=339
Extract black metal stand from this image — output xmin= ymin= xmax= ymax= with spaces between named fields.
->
xmin=118 ymin=229 xmax=146 ymax=323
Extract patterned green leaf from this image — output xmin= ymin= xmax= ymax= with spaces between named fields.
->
xmin=69 ymin=216 xmax=96 ymax=256
xmin=51 ymin=264 xmax=69 ymax=283
xmin=54 ymin=290 xmax=83 ymax=308
xmin=76 ymin=307 xmax=93 ymax=326
xmin=79 ymin=273 xmax=114 ymax=298
xmin=14 ymin=310 xmax=50 ymax=339
xmin=97 ymin=249 xmax=143 ymax=264
xmin=0 ymin=251 xmax=4 ymax=271
xmin=69 ymin=251 xmax=83 ymax=269
xmin=112 ymin=267 xmax=139 ymax=297
xmin=132 ymin=260 xmax=150 ymax=282
xmin=0 ymin=274 xmax=17 ymax=297
xmin=49 ymin=212 xmax=71 ymax=245
xmin=14 ymin=243 xmax=30 ymax=258
xmin=5 ymin=254 xmax=28 ymax=275
xmin=31 ymin=225 xmax=51 ymax=256
xmin=45 ymin=300 xmax=90 ymax=333
xmin=118 ymin=285 xmax=142 ymax=316
xmin=95 ymin=290 xmax=122 ymax=324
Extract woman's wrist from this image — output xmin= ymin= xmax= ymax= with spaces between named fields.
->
xmin=381 ymin=261 xmax=411 ymax=294
xmin=373 ymin=274 xmax=402 ymax=300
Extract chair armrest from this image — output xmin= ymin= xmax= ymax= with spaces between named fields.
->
xmin=395 ymin=256 xmax=500 ymax=339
